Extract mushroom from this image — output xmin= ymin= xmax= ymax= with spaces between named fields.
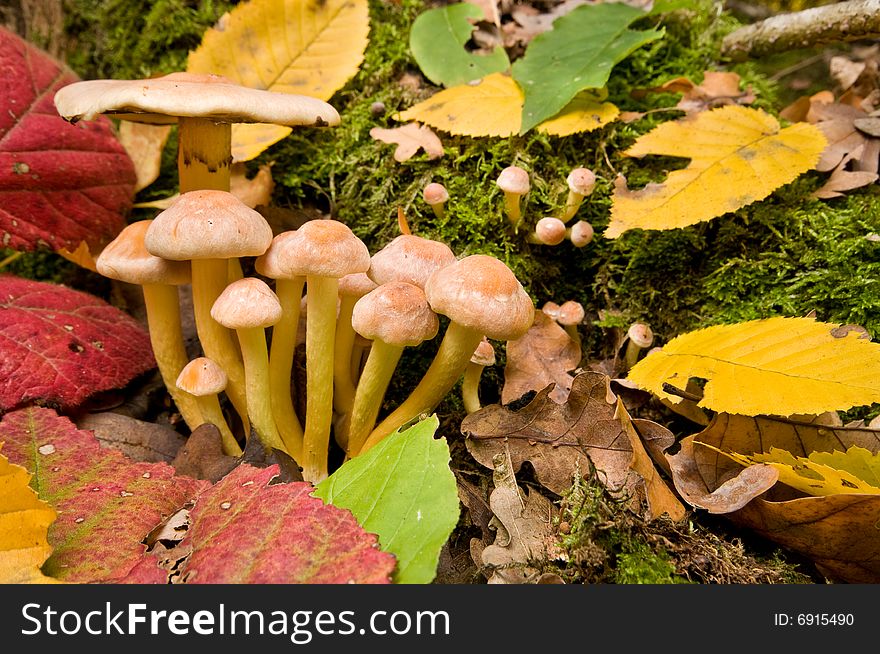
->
xmin=254 ymin=231 xmax=305 ymax=459
xmin=423 ymin=182 xmax=450 ymax=219
xmin=624 ymin=322 xmax=655 ymax=371
xmin=95 ymin=220 xmax=201 ymax=430
xmin=528 ymin=217 xmax=567 ymax=245
xmin=146 ymin=190 xmax=274 ymax=431
xmin=281 ymin=220 xmax=371 ymax=482
xmin=567 ymin=220 xmax=594 ymax=247
xmin=496 ymin=166 xmax=530 ymax=230
xmin=559 ymin=168 xmax=596 ymax=223
xmin=360 ymin=254 xmax=534 ymax=452
xmin=461 ymin=338 xmax=496 ymax=414
xmin=210 ymin=277 xmax=286 ymax=453
xmin=367 ymin=234 xmax=456 ymax=289
xmin=543 ymin=300 xmax=585 ymax=348
xmin=333 ymin=272 xmax=379 ymax=426
xmin=54 ymin=72 xmax=339 ymax=193
xmin=176 ymin=357 xmax=241 ymax=456
xmin=345 ymin=282 xmax=439 ymax=456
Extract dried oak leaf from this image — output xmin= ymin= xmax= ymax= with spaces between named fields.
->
xmin=0 ymin=26 xmax=135 ymax=253
xmin=633 ymin=71 xmax=755 ymax=114
xmin=369 ymin=123 xmax=443 ymax=162
xmin=76 ymin=411 xmax=187 ymax=464
xmin=502 ymin=309 xmax=580 ymax=405
xmin=810 ymin=102 xmax=880 ymax=174
xmin=170 ymin=423 xmax=238 ymax=483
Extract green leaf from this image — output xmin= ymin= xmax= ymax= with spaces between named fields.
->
xmin=410 ymin=2 xmax=510 ymax=88
xmin=314 ymin=416 xmax=460 ymax=584
xmin=512 ymin=3 xmax=663 ymax=133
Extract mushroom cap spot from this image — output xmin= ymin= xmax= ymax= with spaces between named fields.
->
xmin=556 ymin=300 xmax=585 ymax=326
xmin=177 ymin=357 xmax=227 ymax=396
xmin=54 ymin=72 xmax=341 ymax=127
xmin=535 ymin=217 xmax=566 ymax=245
xmin=211 ymin=277 xmax=282 ymax=329
xmin=470 ymin=338 xmax=496 ymax=366
xmin=352 ymin=282 xmax=439 ymax=346
xmin=254 ymin=230 xmax=300 ymax=279
xmin=496 ymin=166 xmax=530 ymax=195
xmin=567 ymin=167 xmax=596 ymax=196
xmin=97 ymin=220 xmax=191 ymax=285
xmin=425 ymin=254 xmax=535 ymax=340
xmin=281 ymin=220 xmax=370 ymax=278
xmin=145 ymin=190 xmax=273 ymax=260
xmin=569 ymin=220 xmax=594 ymax=247
xmin=339 ymin=272 xmax=378 ymax=298
xmin=423 ymin=182 xmax=449 ymax=205
xmin=368 ymin=234 xmax=456 ymax=289
xmin=627 ymin=323 xmax=655 ymax=349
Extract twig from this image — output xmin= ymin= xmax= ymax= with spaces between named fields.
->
xmin=661 ymin=382 xmax=703 ymax=402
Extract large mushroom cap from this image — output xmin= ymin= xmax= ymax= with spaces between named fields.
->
xmin=177 ymin=357 xmax=227 ymax=396
xmin=281 ymin=219 xmax=370 ymax=278
xmin=368 ymin=234 xmax=456 ymax=288
xmin=352 ymin=282 xmax=439 ymax=347
xmin=211 ymin=277 xmax=282 ymax=329
xmin=54 ymin=72 xmax=340 ymax=127
xmin=425 ymin=254 xmax=534 ymax=340
xmin=145 ymin=190 xmax=273 ymax=261
xmin=96 ymin=220 xmax=190 ymax=285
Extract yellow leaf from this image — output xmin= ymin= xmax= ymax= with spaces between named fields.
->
xmin=699 ymin=443 xmax=880 ymax=496
xmin=57 ymin=241 xmax=97 ymax=272
xmin=0 ymin=447 xmax=60 ymax=583
xmin=187 ymin=0 xmax=370 ymax=162
xmin=396 ymin=73 xmax=617 ymax=138
xmin=605 ymin=106 xmax=827 ymax=238
xmin=628 ymin=317 xmax=880 ymax=416
xmin=117 ymin=121 xmax=172 ymax=193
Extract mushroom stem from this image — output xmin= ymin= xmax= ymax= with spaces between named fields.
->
xmin=560 ymin=190 xmax=585 ymax=223
xmin=503 ymin=193 xmax=523 ymax=229
xmin=361 ymin=321 xmax=483 ymax=453
xmin=346 ymin=341 xmax=404 ymax=457
xmin=461 ymin=361 xmax=485 ymax=415
xmin=192 ymin=393 xmax=241 ymax=456
xmin=350 ymin=338 xmax=370 ymax=385
xmin=177 ymin=117 xmax=232 ymax=193
xmin=190 ymin=259 xmax=249 ymax=431
xmin=332 ymin=294 xmax=359 ymax=418
xmin=301 ymin=275 xmax=339 ymax=482
xmin=141 ymin=283 xmax=204 ymax=429
xmin=236 ymin=326 xmax=286 ymax=452
xmin=268 ymin=277 xmax=305 ymax=459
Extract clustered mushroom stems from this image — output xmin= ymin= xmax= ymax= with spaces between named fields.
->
xmin=176 ymin=357 xmax=241 ymax=456
xmin=332 ymin=275 xmax=377 ymax=429
xmin=461 ymin=339 xmax=495 ymax=415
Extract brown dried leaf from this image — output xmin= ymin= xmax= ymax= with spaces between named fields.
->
xmin=634 ymin=71 xmax=755 ymax=114
xmin=369 ymin=123 xmax=443 ymax=162
xmin=778 ymin=90 xmax=834 ymax=123
xmin=76 ymin=411 xmax=187 ymax=464
xmin=171 ymin=424 xmax=238 ymax=483
xmin=811 ymin=153 xmax=878 ymax=199
xmin=811 ymin=102 xmax=880 ymax=174
xmin=229 ymin=163 xmax=274 ymax=209
xmin=502 ymin=310 xmax=580 ymax=405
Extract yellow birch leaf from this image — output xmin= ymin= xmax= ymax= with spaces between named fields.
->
xmin=628 ymin=317 xmax=880 ymax=417
xmin=698 ymin=443 xmax=880 ymax=496
xmin=0 ymin=447 xmax=60 ymax=583
xmin=605 ymin=106 xmax=827 ymax=238
xmin=187 ymin=0 xmax=370 ymax=162
xmin=57 ymin=241 xmax=98 ymax=272
xmin=395 ymin=73 xmax=617 ymax=138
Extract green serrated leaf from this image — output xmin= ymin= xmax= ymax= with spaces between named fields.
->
xmin=512 ymin=3 xmax=663 ymax=133
xmin=314 ymin=416 xmax=459 ymax=584
xmin=410 ymin=2 xmax=510 ymax=88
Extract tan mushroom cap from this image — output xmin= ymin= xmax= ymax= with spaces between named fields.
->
xmin=627 ymin=323 xmax=655 ymax=349
xmin=211 ymin=277 xmax=282 ymax=329
xmin=423 ymin=182 xmax=449 ymax=206
xmin=425 ymin=254 xmax=535 ymax=340
xmin=176 ymin=357 xmax=227 ymax=396
xmin=470 ymin=338 xmax=496 ymax=367
xmin=145 ymin=190 xmax=273 ymax=261
xmin=569 ymin=220 xmax=594 ymax=247
xmin=567 ymin=167 xmax=596 ymax=196
xmin=496 ymin=166 xmax=530 ymax=195
xmin=368 ymin=234 xmax=456 ymax=289
xmin=535 ymin=217 xmax=566 ymax=245
xmin=352 ymin=282 xmax=439 ymax=347
xmin=254 ymin=231 xmax=299 ymax=279
xmin=281 ymin=219 xmax=370 ymax=278
xmin=339 ymin=272 xmax=378 ymax=298
xmin=556 ymin=300 xmax=585 ymax=326
xmin=96 ymin=220 xmax=190 ymax=285
xmin=54 ymin=72 xmax=340 ymax=127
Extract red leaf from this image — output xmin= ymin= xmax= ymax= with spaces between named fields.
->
xmin=0 ymin=407 xmax=207 ymax=583
xmin=176 ymin=464 xmax=396 ymax=584
xmin=0 ymin=27 xmax=135 ymax=252
xmin=0 ymin=275 xmax=156 ymax=411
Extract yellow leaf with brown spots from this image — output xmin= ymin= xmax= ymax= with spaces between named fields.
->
xmin=605 ymin=106 xmax=827 ymax=238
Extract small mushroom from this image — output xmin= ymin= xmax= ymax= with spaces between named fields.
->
xmin=496 ymin=166 xmax=530 ymax=230
xmin=528 ymin=217 xmax=567 ymax=245
xmin=176 ymin=357 xmax=241 ymax=456
xmin=543 ymin=300 xmax=585 ymax=347
xmin=423 ymin=182 xmax=450 ymax=219
xmin=624 ymin=322 xmax=655 ymax=371
xmin=559 ymin=168 xmax=596 ymax=223
xmin=567 ymin=220 xmax=594 ymax=247
xmin=211 ymin=278 xmax=285 ymax=453
xmin=461 ymin=338 xmax=496 ymax=414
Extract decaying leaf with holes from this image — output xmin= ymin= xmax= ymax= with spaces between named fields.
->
xmin=369 ymin=124 xmax=444 ymax=162
xmin=632 ymin=71 xmax=755 ymax=114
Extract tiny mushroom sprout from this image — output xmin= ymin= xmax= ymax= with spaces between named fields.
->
xmin=53 ymin=72 xmax=340 ymax=193
xmin=496 ymin=166 xmax=530 ymax=230
xmin=95 ymin=220 xmax=201 ymax=430
xmin=461 ymin=338 xmax=496 ymax=415
xmin=146 ymin=190 xmax=274 ymax=432
xmin=567 ymin=220 xmax=594 ymax=248
xmin=254 ymin=231 xmax=306 ymax=459
xmin=176 ymin=357 xmax=241 ymax=456
xmin=361 ymin=254 xmax=535 ymax=453
xmin=367 ymin=234 xmax=457 ymax=289
xmin=423 ymin=182 xmax=450 ymax=219
xmin=528 ymin=217 xmax=567 ymax=245
xmin=346 ymin=281 xmax=439 ymax=457
xmin=559 ymin=167 xmax=596 ymax=223
xmin=281 ymin=220 xmax=371 ymax=482
xmin=624 ymin=322 xmax=655 ymax=371
xmin=211 ymin=277 xmax=286 ymax=454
